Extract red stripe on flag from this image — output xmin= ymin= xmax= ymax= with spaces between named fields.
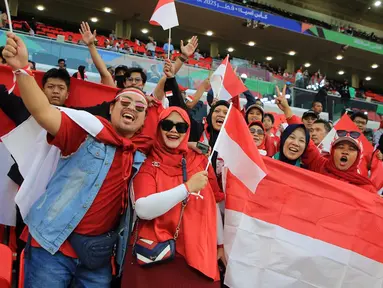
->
xmin=222 ymin=59 xmax=247 ymax=98
xmin=225 ymin=156 xmax=383 ymax=264
xmin=224 ymin=107 xmax=267 ymax=172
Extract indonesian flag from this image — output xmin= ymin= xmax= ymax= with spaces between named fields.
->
xmin=214 ymin=105 xmax=267 ymax=194
xmin=150 ymin=0 xmax=179 ymax=30
xmin=318 ymin=114 xmax=383 ymax=191
xmin=0 ymin=66 xmax=118 ymax=225
xmin=224 ymin=154 xmax=383 ymax=287
xmin=210 ymin=56 xmax=247 ymax=101
xmin=1 ymin=108 xmax=114 ymax=219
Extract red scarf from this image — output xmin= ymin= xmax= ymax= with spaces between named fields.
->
xmin=323 ymin=139 xmax=376 ymax=193
xmin=96 ymin=117 xmax=135 ymax=210
xmin=138 ymin=107 xmax=220 ymax=281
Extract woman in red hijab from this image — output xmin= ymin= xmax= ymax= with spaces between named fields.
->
xmin=301 ymin=131 xmax=377 ymax=193
xmin=122 ymin=107 xmax=224 ymax=287
xmin=249 ymin=121 xmax=277 ymax=157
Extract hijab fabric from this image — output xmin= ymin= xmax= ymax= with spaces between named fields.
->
xmin=278 ymin=124 xmax=310 ymax=166
xmin=324 ymin=138 xmax=375 ymax=189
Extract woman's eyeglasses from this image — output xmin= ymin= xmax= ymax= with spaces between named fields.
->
xmin=160 ymin=120 xmax=189 ymax=134
xmin=249 ymin=128 xmax=265 ymax=135
xmin=336 ymin=130 xmax=361 ymax=139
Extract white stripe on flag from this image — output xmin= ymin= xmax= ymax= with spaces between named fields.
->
xmin=215 ymin=128 xmax=266 ymax=193
xmin=1 ymin=108 xmax=105 ymax=219
xmin=150 ymin=2 xmax=179 ymax=30
xmin=0 ymin=142 xmax=18 ymax=226
xmin=224 ymin=209 xmax=383 ymax=288
xmin=210 ymin=63 xmax=226 ymax=98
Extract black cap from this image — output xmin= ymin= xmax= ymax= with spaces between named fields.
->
xmin=302 ymin=110 xmax=319 ymax=120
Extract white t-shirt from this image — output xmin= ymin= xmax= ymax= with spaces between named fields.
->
xmin=146 ymin=42 xmax=157 ymax=52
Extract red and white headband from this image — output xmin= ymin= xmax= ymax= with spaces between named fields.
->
xmin=115 ymin=88 xmax=147 ymax=104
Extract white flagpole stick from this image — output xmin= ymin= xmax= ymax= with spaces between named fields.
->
xmin=214 ymin=54 xmax=229 ymax=101
xmin=4 ymin=0 xmax=13 ymax=33
xmin=205 ymin=102 xmax=233 ymax=171
xmin=167 ymin=28 xmax=171 ymax=59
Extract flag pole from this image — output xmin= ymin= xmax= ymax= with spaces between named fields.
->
xmin=205 ymin=102 xmax=233 ymax=171
xmin=214 ymin=54 xmax=229 ymax=101
xmin=4 ymin=0 xmax=13 ymax=33
xmin=167 ymin=28 xmax=171 ymax=59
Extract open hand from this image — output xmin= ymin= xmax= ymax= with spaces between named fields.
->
xmin=79 ymin=22 xmax=96 ymax=46
xmin=2 ymin=32 xmax=29 ymax=70
xmin=180 ymin=36 xmax=198 ymax=58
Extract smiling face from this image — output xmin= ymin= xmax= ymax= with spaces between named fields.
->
xmin=247 ymin=107 xmax=263 ymax=123
xmin=282 ymin=127 xmax=307 ymax=160
xmin=160 ymin=112 xmax=188 ymax=149
xmin=249 ymin=124 xmax=265 ymax=147
xmin=333 ymin=141 xmax=358 ymax=171
xmin=43 ymin=78 xmax=69 ymax=106
xmin=211 ymin=105 xmax=229 ymax=130
xmin=109 ymin=92 xmax=147 ymax=138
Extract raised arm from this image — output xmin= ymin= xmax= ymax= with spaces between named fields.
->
xmin=80 ymin=22 xmax=115 ymax=87
xmin=186 ymin=78 xmax=210 ymax=109
xmin=152 ymin=59 xmax=174 ymax=101
xmin=173 ymin=36 xmax=198 ymax=75
xmin=2 ymin=33 xmax=61 ymax=136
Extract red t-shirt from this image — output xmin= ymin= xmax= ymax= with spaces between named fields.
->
xmin=21 ymin=112 xmax=129 ymax=258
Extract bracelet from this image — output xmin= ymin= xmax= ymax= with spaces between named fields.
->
xmin=8 ymin=65 xmax=33 ymax=94
xmin=14 ymin=65 xmax=34 ymax=77
xmin=178 ymin=55 xmax=188 ymax=63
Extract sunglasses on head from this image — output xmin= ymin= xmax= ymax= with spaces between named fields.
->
xmin=336 ymin=130 xmax=361 ymax=139
xmin=249 ymin=128 xmax=264 ymax=135
xmin=160 ymin=120 xmax=189 ymax=134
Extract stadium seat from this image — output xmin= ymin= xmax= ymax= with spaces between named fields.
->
xmin=0 ymin=244 xmax=12 ymax=288
xmin=18 ymin=249 xmax=24 ymax=288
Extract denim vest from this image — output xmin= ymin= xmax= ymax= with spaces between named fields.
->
xmin=116 ymin=151 xmax=146 ymax=276
xmin=24 ymin=135 xmax=146 ymax=269
xmin=25 ymin=136 xmax=116 ymax=254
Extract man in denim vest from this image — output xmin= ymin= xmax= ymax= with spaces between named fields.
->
xmin=3 ymin=32 xmax=149 ymax=288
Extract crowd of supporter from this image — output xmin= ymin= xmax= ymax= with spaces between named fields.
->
xmin=232 ymin=0 xmax=382 ymax=44
xmin=0 ymin=14 xmax=383 ymax=288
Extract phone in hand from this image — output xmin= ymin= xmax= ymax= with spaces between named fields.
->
xmin=196 ymin=142 xmax=210 ymax=155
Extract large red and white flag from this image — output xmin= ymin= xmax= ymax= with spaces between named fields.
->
xmin=150 ymin=0 xmax=179 ymax=30
xmin=1 ymin=107 xmax=115 ymax=219
xmin=223 ymin=155 xmax=383 ymax=287
xmin=210 ymin=56 xmax=247 ymax=101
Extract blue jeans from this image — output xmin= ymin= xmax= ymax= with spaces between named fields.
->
xmin=24 ymin=247 xmax=112 ymax=288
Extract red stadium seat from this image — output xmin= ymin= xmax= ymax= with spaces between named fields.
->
xmin=18 ymin=250 xmax=24 ymax=288
xmin=0 ymin=244 xmax=12 ymax=288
